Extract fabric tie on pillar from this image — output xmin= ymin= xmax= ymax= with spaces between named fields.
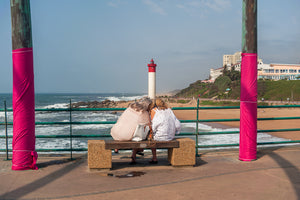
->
xmin=12 ymin=47 xmax=38 ymax=170
xmin=239 ymin=53 xmax=257 ymax=161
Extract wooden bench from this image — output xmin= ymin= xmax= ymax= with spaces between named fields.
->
xmin=88 ymin=138 xmax=195 ymax=170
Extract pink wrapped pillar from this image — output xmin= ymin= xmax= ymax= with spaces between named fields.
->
xmin=239 ymin=53 xmax=257 ymax=161
xmin=240 ymin=0 xmax=257 ymax=161
xmin=11 ymin=0 xmax=38 ymax=170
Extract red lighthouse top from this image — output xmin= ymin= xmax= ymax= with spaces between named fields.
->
xmin=148 ymin=59 xmax=157 ymax=72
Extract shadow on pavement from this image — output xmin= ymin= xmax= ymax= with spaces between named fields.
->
xmin=0 ymin=155 xmax=85 ymax=200
xmin=37 ymin=158 xmax=75 ymax=169
xmin=258 ymin=147 xmax=300 ymax=199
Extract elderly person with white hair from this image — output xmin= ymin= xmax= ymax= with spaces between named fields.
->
xmin=110 ymin=97 xmax=152 ymax=164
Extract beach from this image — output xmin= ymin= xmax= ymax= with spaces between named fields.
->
xmin=173 ymin=99 xmax=300 ymax=141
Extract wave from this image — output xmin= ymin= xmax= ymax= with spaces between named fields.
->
xmin=72 ymin=124 xmax=113 ymax=130
xmin=38 ymin=95 xmax=147 ymax=109
xmin=181 ymin=123 xmax=239 ymax=132
xmin=103 ymin=95 xmax=147 ymax=102
xmin=41 ymin=103 xmax=69 ymax=109
xmin=181 ymin=123 xmax=290 ymax=149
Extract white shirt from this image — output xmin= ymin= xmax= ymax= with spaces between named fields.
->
xmin=152 ymin=108 xmax=181 ymax=141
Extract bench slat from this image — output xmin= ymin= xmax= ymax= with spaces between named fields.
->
xmin=105 ymin=140 xmax=179 ymax=149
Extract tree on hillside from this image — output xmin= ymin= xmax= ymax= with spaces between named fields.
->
xmin=214 ymin=76 xmax=231 ymax=92
xmin=223 ymin=65 xmax=241 ymax=81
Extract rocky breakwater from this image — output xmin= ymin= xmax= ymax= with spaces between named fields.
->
xmin=71 ymin=99 xmax=121 ymax=108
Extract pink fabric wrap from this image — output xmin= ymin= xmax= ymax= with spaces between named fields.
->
xmin=12 ymin=47 xmax=38 ymax=170
xmin=239 ymin=53 xmax=257 ymax=161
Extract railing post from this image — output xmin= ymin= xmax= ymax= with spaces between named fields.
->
xmin=196 ymin=98 xmax=200 ymax=157
xmin=4 ymin=101 xmax=10 ymax=160
xmin=69 ymin=99 xmax=73 ymax=160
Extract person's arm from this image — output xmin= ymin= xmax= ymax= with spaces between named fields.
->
xmin=174 ymin=117 xmax=181 ymax=135
xmin=170 ymin=109 xmax=181 ymax=134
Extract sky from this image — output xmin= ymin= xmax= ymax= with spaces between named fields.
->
xmin=0 ymin=0 xmax=299 ymax=94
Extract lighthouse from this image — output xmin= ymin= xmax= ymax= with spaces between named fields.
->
xmin=148 ymin=59 xmax=157 ymax=100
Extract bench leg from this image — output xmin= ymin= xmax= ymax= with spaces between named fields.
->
xmin=168 ymin=138 xmax=195 ymax=166
xmin=88 ymin=140 xmax=112 ymax=170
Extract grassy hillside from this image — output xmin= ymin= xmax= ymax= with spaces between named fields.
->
xmin=175 ymin=78 xmax=300 ymax=101
xmin=258 ymin=80 xmax=300 ymax=101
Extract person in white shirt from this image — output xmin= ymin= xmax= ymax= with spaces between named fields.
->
xmin=149 ymin=98 xmax=181 ymax=164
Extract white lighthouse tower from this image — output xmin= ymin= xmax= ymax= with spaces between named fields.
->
xmin=147 ymin=59 xmax=157 ymax=100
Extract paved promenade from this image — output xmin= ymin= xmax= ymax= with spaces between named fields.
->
xmin=1 ymin=146 xmax=300 ymax=200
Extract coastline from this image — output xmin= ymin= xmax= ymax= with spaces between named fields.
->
xmin=111 ymin=98 xmax=300 ymax=141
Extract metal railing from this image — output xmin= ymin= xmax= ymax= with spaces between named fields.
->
xmin=1 ymin=99 xmax=300 ymax=159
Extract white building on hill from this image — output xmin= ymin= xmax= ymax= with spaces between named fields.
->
xmin=206 ymin=51 xmax=300 ymax=82
xmin=223 ymin=52 xmax=242 ymax=67
xmin=258 ymin=64 xmax=300 ymax=80
xmin=209 ymin=67 xmax=223 ymax=82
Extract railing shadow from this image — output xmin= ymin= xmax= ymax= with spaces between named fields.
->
xmin=36 ymin=159 xmax=71 ymax=169
xmin=258 ymin=147 xmax=300 ymax=200
xmin=0 ymin=155 xmax=85 ymax=200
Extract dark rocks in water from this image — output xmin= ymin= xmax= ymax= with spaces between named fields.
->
xmin=71 ymin=99 xmax=117 ymax=108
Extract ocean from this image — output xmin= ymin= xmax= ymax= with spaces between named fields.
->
xmin=0 ymin=93 xmax=289 ymax=153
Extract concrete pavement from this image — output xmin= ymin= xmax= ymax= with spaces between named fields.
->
xmin=0 ymin=146 xmax=300 ymax=200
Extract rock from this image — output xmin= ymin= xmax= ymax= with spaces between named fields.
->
xmin=71 ymin=99 xmax=118 ymax=108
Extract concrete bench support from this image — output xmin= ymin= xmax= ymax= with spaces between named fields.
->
xmin=168 ymin=138 xmax=196 ymax=166
xmin=88 ymin=140 xmax=112 ymax=169
xmin=88 ymin=138 xmax=195 ymax=170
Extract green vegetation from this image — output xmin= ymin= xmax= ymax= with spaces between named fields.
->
xmin=199 ymin=100 xmax=268 ymax=106
xmin=175 ymin=66 xmax=241 ymax=99
xmin=257 ymin=79 xmax=300 ymax=101
xmin=200 ymin=100 xmax=240 ymax=106
xmin=177 ymin=99 xmax=190 ymax=104
xmin=175 ymin=67 xmax=300 ymax=101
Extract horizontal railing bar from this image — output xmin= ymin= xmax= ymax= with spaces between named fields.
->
xmin=258 ymin=105 xmax=300 ymax=108
xmin=69 ymin=108 xmax=126 ymax=111
xmin=178 ymin=131 xmax=240 ymax=135
xmin=1 ymin=140 xmax=300 ymax=152
xmin=197 ymin=143 xmax=239 ymax=148
xmin=35 ymin=121 xmax=116 ymax=125
xmin=37 ymin=134 xmax=112 ymax=138
xmin=199 ymin=119 xmax=240 ymax=122
xmin=0 ymin=108 xmax=127 ymax=112
xmin=0 ymin=122 xmax=13 ymax=125
xmin=258 ymin=140 xmax=300 ymax=145
xmin=257 ymin=128 xmax=300 ymax=133
xmin=171 ymin=107 xmax=197 ymax=110
xmin=1 ymin=116 xmax=299 ymax=126
xmin=0 ymin=148 xmax=86 ymax=152
xmin=35 ymin=148 xmax=88 ymax=152
xmin=1 ymin=128 xmax=300 ymax=139
xmin=258 ymin=117 xmax=300 ymax=120
xmin=1 ymin=104 xmax=300 ymax=113
xmin=197 ymin=140 xmax=300 ymax=148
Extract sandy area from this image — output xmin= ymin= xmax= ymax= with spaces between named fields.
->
xmin=116 ymin=98 xmax=300 ymax=140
